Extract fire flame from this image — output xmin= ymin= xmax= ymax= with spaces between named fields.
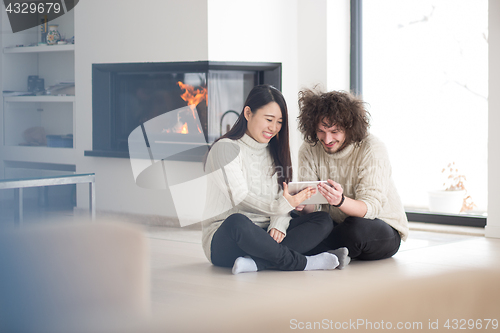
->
xmin=180 ymin=122 xmax=189 ymax=134
xmin=177 ymin=81 xmax=207 ymax=108
xmin=176 ymin=81 xmax=207 ymax=134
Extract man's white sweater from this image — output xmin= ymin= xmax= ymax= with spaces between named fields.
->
xmin=298 ymin=134 xmax=409 ymax=241
xmin=201 ymin=134 xmax=294 ymax=262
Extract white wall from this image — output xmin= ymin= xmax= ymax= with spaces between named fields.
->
xmin=297 ymin=0 xmax=328 ymax=89
xmin=327 ymin=0 xmax=350 ymax=92
xmin=295 ymin=0 xmax=328 ymax=170
xmin=208 ymin=0 xmax=301 ymax=174
xmin=486 ymin=0 xmax=500 ymax=238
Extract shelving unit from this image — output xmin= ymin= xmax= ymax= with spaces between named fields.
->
xmin=0 ymin=5 xmax=76 ymax=203
xmin=1 ymin=8 xmax=75 ymax=157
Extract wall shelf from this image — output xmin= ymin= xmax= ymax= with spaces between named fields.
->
xmin=1 ymin=146 xmax=77 ymax=165
xmin=3 ymin=44 xmax=75 ymax=54
xmin=4 ymin=96 xmax=75 ymax=103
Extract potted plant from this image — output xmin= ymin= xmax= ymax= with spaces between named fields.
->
xmin=428 ymin=162 xmax=476 ymax=214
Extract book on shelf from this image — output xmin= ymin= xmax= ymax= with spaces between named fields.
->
xmin=2 ymin=91 xmax=35 ymax=97
xmin=46 ymin=82 xmax=75 ymax=96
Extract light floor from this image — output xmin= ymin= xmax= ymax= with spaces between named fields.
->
xmin=144 ymin=223 xmax=500 ymax=332
xmin=5 ymin=208 xmax=500 ymax=332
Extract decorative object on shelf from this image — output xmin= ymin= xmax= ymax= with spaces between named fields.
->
xmin=40 ymin=16 xmax=48 ymax=45
xmin=28 ymin=75 xmax=38 ymax=92
xmin=35 ymin=78 xmax=45 ymax=95
xmin=3 ymin=90 xmax=34 ymax=97
xmin=20 ymin=127 xmax=47 ymax=146
xmin=46 ymin=134 xmax=73 ymax=148
xmin=46 ymin=25 xmax=61 ymax=45
xmin=46 ymin=81 xmax=75 ymax=96
xmin=428 ymin=162 xmax=476 ymax=214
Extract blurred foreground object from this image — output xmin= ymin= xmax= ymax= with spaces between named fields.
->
xmin=0 ymin=221 xmax=150 ymax=333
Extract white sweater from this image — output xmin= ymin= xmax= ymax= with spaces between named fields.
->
xmin=201 ymin=134 xmax=294 ymax=262
xmin=298 ymin=134 xmax=409 ymax=241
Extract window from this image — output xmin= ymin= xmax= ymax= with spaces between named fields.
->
xmin=362 ymin=0 xmax=488 ymax=217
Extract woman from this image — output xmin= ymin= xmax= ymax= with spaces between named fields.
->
xmin=202 ymin=85 xmax=349 ymax=274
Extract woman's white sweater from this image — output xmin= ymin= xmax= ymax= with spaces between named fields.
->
xmin=201 ymin=134 xmax=294 ymax=262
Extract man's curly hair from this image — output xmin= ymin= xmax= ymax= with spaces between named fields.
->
xmin=298 ymin=89 xmax=370 ymax=148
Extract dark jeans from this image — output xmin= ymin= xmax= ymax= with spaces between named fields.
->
xmin=210 ymin=211 xmax=333 ymax=271
xmin=306 ymin=216 xmax=401 ymax=260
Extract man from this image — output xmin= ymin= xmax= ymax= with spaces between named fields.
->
xmin=296 ymin=89 xmax=408 ymax=260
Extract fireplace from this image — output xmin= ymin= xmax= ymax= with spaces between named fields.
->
xmin=85 ymin=61 xmax=281 ymax=161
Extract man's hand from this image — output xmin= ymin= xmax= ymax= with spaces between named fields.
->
xmin=269 ymin=228 xmax=285 ymax=243
xmin=317 ymin=179 xmax=344 ymax=206
xmin=318 ymin=179 xmax=368 ymax=217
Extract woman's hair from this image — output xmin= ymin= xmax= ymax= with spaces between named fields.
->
xmin=212 ymin=84 xmax=292 ymax=185
xmin=298 ymin=89 xmax=370 ymax=149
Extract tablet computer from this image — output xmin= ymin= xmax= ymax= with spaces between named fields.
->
xmin=288 ymin=181 xmax=330 ymax=205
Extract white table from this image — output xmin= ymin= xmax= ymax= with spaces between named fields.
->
xmin=0 ymin=173 xmax=95 ymax=225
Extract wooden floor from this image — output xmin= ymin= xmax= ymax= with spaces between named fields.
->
xmin=144 ymin=224 xmax=500 ymax=332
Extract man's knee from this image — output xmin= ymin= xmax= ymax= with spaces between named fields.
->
xmin=338 ymin=216 xmax=367 ymax=239
xmin=342 ymin=216 xmax=367 ymax=227
xmin=222 ymin=213 xmax=253 ymax=231
xmin=342 ymin=216 xmax=389 ymax=236
xmin=340 ymin=216 xmax=401 ymax=260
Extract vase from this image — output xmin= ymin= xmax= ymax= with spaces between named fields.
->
xmin=428 ymin=189 xmax=466 ymax=214
xmin=46 ymin=25 xmax=61 ymax=45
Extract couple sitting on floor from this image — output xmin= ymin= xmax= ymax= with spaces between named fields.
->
xmin=201 ymin=85 xmax=409 ymax=274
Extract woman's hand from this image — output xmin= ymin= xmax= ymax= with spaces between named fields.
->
xmin=269 ymin=228 xmax=285 ymax=243
xmin=282 ymin=182 xmax=316 ymax=208
xmin=295 ymin=204 xmax=315 ymax=214
xmin=317 ymin=179 xmax=344 ymax=206
xmin=295 ymin=205 xmax=306 ymax=211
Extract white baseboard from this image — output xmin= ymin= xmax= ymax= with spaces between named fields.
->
xmin=485 ymin=225 xmax=500 ymax=239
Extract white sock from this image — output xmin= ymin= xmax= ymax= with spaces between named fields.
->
xmin=232 ymin=257 xmax=258 ymax=274
xmin=328 ymin=247 xmax=351 ymax=269
xmin=304 ymin=252 xmax=339 ymax=271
